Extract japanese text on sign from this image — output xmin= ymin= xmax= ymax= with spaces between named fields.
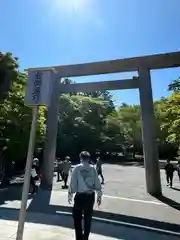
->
xmin=32 ymin=71 xmax=43 ymax=103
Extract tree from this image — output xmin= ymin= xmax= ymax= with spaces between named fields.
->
xmin=56 ymin=94 xmax=111 ymax=158
xmin=0 ymin=72 xmax=45 ymax=169
xmin=61 ymin=77 xmax=77 ymax=96
xmin=117 ymin=104 xmax=142 ymax=158
xmin=0 ymin=52 xmax=19 ymax=102
xmin=162 ymin=92 xmax=180 ymax=145
xmin=157 ymin=77 xmax=180 ymax=158
xmin=168 ymin=77 xmax=180 ymax=92
xmin=100 ymin=112 xmax=124 ymax=157
xmin=154 ymin=98 xmax=177 ymax=159
xmin=83 ymin=90 xmax=115 ymax=113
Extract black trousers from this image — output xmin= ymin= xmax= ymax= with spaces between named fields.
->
xmin=166 ymin=174 xmax=173 ymax=187
xmin=73 ymin=192 xmax=95 ymax=240
xmin=97 ymin=170 xmax=104 ymax=183
xmin=30 ymin=177 xmax=38 ymax=194
xmin=57 ymin=171 xmax=63 ymax=182
xmin=62 ymin=172 xmax=68 ymax=186
xmin=178 ymin=173 xmax=180 ymax=181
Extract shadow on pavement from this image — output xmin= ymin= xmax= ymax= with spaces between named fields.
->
xmin=28 ymin=187 xmax=51 ymax=213
xmin=114 ymin=160 xmax=168 ymax=170
xmin=0 ymin=185 xmax=33 ymax=206
xmin=0 ymin=188 xmax=179 ymax=239
xmin=0 ymin=204 xmax=179 ymax=239
xmin=0 ymin=175 xmax=33 ymax=206
xmin=172 ymin=187 xmax=180 ymax=192
xmin=27 ymin=202 xmax=180 ymax=234
xmin=156 ymin=195 xmax=180 ymax=211
xmin=27 ymin=189 xmax=180 ymax=236
xmin=0 ymin=188 xmax=180 ymax=239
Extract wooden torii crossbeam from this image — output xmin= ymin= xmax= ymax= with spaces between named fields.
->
xmin=26 ymin=51 xmax=180 ymax=77
xmin=59 ymin=78 xmax=138 ymax=93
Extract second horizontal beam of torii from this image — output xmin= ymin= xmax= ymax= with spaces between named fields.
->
xmin=59 ymin=77 xmax=139 ymax=93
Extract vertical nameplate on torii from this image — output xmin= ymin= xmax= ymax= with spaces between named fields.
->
xmin=24 ymin=70 xmax=53 ymax=106
xmin=32 ymin=71 xmax=43 ymax=104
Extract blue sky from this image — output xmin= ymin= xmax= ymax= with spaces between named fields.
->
xmin=0 ymin=0 xmax=180 ymax=105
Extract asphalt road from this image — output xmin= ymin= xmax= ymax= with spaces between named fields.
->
xmin=49 ymin=164 xmax=180 ymax=236
xmin=54 ymin=163 xmax=180 ymax=202
xmin=102 ymin=163 xmax=180 ymax=201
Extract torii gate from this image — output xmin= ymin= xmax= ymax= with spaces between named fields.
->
xmin=27 ymin=51 xmax=180 ymax=196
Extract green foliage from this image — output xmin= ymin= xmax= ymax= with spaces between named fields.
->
xmin=0 ymin=72 xmax=45 ymax=166
xmin=0 ymin=52 xmax=19 ymax=102
xmin=117 ymin=104 xmax=142 ymax=157
xmin=101 ymin=112 xmax=124 ymax=154
xmin=162 ymin=92 xmax=180 ymax=144
xmin=56 ymin=95 xmax=111 ymax=158
xmin=168 ymin=77 xmax=180 ymax=92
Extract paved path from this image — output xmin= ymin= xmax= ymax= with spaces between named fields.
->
xmin=0 ymin=164 xmax=180 ymax=239
xmin=59 ymin=163 xmax=180 ymax=202
xmin=101 ymin=164 xmax=180 ymax=202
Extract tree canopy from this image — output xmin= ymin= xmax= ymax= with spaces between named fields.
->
xmin=0 ymin=52 xmax=19 ymax=102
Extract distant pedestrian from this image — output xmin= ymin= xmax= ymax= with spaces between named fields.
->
xmin=68 ymin=151 xmax=102 ymax=240
xmin=177 ymin=161 xmax=180 ymax=182
xmin=30 ymin=158 xmax=39 ymax=194
xmin=164 ymin=159 xmax=175 ymax=188
xmin=57 ymin=159 xmax=63 ymax=182
xmin=62 ymin=156 xmax=71 ymax=189
xmin=8 ymin=160 xmax=15 ymax=179
xmin=96 ymin=157 xmax=104 ymax=184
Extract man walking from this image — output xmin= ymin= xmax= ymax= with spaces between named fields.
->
xmin=165 ymin=159 xmax=175 ymax=188
xmin=30 ymin=158 xmax=39 ymax=194
xmin=57 ymin=158 xmax=63 ymax=182
xmin=62 ymin=156 xmax=71 ymax=189
xmin=96 ymin=157 xmax=104 ymax=184
xmin=68 ymin=151 xmax=102 ymax=240
xmin=177 ymin=161 xmax=180 ymax=181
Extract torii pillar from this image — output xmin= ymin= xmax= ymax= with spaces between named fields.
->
xmin=41 ymin=74 xmax=60 ymax=189
xmin=138 ymin=68 xmax=161 ymax=196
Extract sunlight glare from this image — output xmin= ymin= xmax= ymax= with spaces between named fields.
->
xmin=54 ymin=0 xmax=88 ymax=14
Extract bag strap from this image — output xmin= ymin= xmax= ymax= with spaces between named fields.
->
xmin=79 ymin=168 xmax=95 ymax=190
